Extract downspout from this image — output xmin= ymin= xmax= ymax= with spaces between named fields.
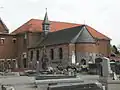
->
xmin=68 ymin=44 xmax=70 ymax=65
xmin=26 ymin=32 xmax=29 ymax=68
xmin=75 ymin=43 xmax=77 ymax=64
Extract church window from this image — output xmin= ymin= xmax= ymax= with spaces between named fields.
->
xmin=1 ymin=39 xmax=4 ymax=44
xmin=59 ymin=48 xmax=63 ymax=59
xmin=23 ymin=58 xmax=27 ymax=68
xmin=30 ymin=51 xmax=33 ymax=61
xmin=36 ymin=50 xmax=39 ymax=61
xmin=50 ymin=49 xmax=54 ymax=60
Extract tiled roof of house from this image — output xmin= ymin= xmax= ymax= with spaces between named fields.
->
xmin=11 ymin=19 xmax=110 ymax=40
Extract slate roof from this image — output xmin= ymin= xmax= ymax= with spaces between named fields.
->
xmin=30 ymin=25 xmax=95 ymax=48
xmin=11 ymin=19 xmax=110 ymax=40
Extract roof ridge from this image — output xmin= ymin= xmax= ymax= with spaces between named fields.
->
xmin=31 ymin=18 xmax=80 ymax=25
xmin=11 ymin=18 xmax=110 ymax=40
xmin=84 ymin=25 xmax=96 ymax=41
xmin=70 ymin=26 xmax=84 ymax=43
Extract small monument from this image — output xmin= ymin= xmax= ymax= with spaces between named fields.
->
xmin=71 ymin=51 xmax=76 ymax=64
xmin=101 ymin=57 xmax=118 ymax=80
xmin=36 ymin=61 xmax=39 ymax=73
xmin=101 ymin=57 xmax=112 ymax=77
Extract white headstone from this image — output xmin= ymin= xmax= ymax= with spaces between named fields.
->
xmin=36 ymin=61 xmax=39 ymax=72
xmin=101 ymin=57 xmax=112 ymax=77
xmin=72 ymin=51 xmax=76 ymax=64
xmin=15 ymin=61 xmax=18 ymax=68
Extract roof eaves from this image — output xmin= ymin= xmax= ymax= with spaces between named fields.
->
xmin=86 ymin=25 xmax=111 ymax=40
xmin=11 ymin=19 xmax=34 ymax=34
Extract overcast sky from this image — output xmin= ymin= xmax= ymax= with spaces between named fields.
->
xmin=0 ymin=0 xmax=120 ymax=45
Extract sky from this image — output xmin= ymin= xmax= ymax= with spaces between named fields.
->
xmin=0 ymin=0 xmax=120 ymax=45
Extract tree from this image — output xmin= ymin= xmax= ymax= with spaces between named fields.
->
xmin=112 ymin=45 xmax=119 ymax=54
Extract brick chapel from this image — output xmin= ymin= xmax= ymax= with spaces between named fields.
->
xmin=0 ymin=11 xmax=111 ymax=71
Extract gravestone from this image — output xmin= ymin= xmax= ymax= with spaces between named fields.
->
xmin=36 ymin=61 xmax=39 ymax=73
xmin=101 ymin=57 xmax=112 ymax=77
xmin=72 ymin=51 xmax=76 ymax=64
xmin=101 ymin=57 xmax=118 ymax=80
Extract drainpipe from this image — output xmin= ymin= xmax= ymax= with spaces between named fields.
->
xmin=68 ymin=44 xmax=70 ymax=65
xmin=75 ymin=43 xmax=77 ymax=64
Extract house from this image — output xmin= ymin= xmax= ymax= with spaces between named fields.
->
xmin=0 ymin=18 xmax=17 ymax=71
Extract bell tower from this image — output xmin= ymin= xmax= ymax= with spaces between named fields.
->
xmin=42 ymin=8 xmax=50 ymax=36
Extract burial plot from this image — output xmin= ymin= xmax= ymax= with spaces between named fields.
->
xmin=48 ymin=83 xmax=103 ymax=90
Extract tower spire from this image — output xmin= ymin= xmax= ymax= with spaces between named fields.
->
xmin=42 ymin=8 xmax=50 ymax=25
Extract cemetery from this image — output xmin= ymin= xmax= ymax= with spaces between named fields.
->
xmin=0 ymin=57 xmax=120 ymax=90
xmin=0 ymin=8 xmax=116 ymax=90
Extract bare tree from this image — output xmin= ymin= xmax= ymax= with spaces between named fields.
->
xmin=113 ymin=45 xmax=119 ymax=54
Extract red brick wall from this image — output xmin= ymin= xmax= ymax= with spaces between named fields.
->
xmin=0 ymin=34 xmax=17 ymax=59
xmin=75 ymin=43 xmax=97 ymax=53
xmin=96 ymin=40 xmax=111 ymax=56
xmin=75 ymin=40 xmax=111 ymax=57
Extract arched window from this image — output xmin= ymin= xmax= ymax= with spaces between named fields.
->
xmin=30 ymin=51 xmax=33 ymax=61
xmin=59 ymin=48 xmax=63 ymax=59
xmin=50 ymin=49 xmax=54 ymax=60
xmin=36 ymin=50 xmax=39 ymax=61
xmin=0 ymin=39 xmax=4 ymax=44
xmin=23 ymin=59 xmax=27 ymax=68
